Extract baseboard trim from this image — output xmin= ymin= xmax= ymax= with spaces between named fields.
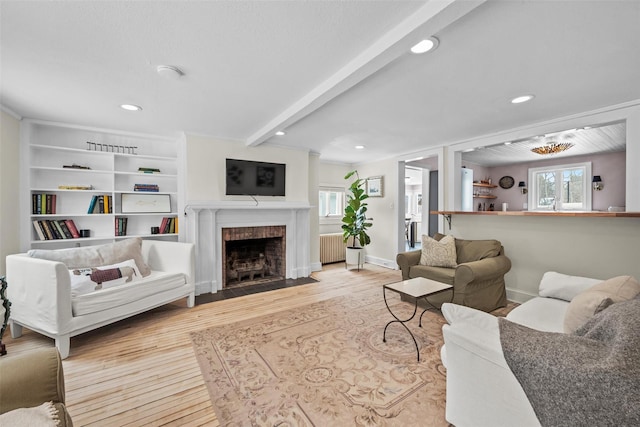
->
xmin=506 ymin=288 xmax=537 ymax=304
xmin=364 ymin=255 xmax=399 ymax=270
xmin=310 ymin=262 xmax=322 ymax=272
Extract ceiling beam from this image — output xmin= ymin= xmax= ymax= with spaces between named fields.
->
xmin=246 ymin=0 xmax=486 ymax=147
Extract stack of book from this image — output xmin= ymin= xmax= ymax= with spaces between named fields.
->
xmin=33 ymin=219 xmax=81 ymax=240
xmin=115 ymin=217 xmax=128 ymax=236
xmin=133 ymin=183 xmax=159 ymax=192
xmin=138 ymin=167 xmax=161 ymax=174
xmin=87 ymin=195 xmax=113 ymax=214
xmin=159 ymin=217 xmax=178 ymax=234
xmin=32 ymin=193 xmax=57 ymax=214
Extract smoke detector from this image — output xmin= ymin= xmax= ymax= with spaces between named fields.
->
xmin=156 ymin=65 xmax=184 ymax=80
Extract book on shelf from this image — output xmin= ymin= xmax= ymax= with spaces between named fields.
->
xmin=159 ymin=216 xmax=177 ymax=234
xmin=115 ymin=216 xmax=128 ymax=236
xmin=87 ymin=195 xmax=112 ymax=214
xmin=57 ymin=220 xmax=73 ymax=239
xmin=33 ymin=220 xmax=46 ymax=240
xmin=52 ymin=220 xmax=66 ymax=239
xmin=133 ymin=183 xmax=159 ymax=192
xmin=65 ymin=219 xmax=80 ymax=238
xmin=32 ymin=193 xmax=57 ymax=214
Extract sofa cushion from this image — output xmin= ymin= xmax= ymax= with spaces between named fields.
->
xmin=420 ymin=234 xmax=457 ymax=268
xmin=434 ymin=233 xmax=502 ymax=264
xmin=538 ymin=271 xmax=603 ymax=302
xmin=28 ymin=237 xmax=151 ymax=277
xmin=71 ymin=270 xmax=187 ymax=316
xmin=564 ymin=275 xmax=640 ymax=333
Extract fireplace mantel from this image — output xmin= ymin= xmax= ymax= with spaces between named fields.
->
xmin=184 ymin=201 xmax=311 ymax=294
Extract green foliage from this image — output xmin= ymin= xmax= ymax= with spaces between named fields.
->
xmin=341 ymin=170 xmax=373 ymax=247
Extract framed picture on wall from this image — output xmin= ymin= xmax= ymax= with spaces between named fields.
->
xmin=366 ymin=176 xmax=383 ymax=197
xmin=122 ymin=193 xmax=171 ymax=213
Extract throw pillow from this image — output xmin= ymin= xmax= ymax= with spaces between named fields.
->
xmin=69 ymin=259 xmax=142 ymax=297
xmin=538 ymin=271 xmax=603 ymax=302
xmin=564 ymin=275 xmax=640 ymax=333
xmin=28 ymin=237 xmax=151 ymax=277
xmin=420 ymin=234 xmax=457 ymax=268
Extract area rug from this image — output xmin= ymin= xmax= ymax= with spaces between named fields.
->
xmin=191 ymin=287 xmax=454 ymax=426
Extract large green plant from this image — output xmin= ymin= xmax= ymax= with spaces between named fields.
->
xmin=341 ymin=170 xmax=373 ymax=248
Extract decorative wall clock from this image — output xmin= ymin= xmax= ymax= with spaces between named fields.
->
xmin=499 ymin=176 xmax=515 ymax=189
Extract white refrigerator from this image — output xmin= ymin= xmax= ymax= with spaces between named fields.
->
xmin=461 ymin=168 xmax=473 ymax=211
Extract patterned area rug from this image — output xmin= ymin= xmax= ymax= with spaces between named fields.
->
xmin=191 ymin=286 xmax=455 ymax=426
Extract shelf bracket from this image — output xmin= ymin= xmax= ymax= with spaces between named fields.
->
xmin=443 ymin=214 xmax=452 ymax=230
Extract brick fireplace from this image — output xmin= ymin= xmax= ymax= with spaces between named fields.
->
xmin=222 ymin=225 xmax=286 ymax=288
xmin=185 ymin=201 xmax=311 ymax=295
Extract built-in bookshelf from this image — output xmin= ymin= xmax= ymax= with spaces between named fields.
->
xmin=22 ymin=119 xmax=183 ymax=249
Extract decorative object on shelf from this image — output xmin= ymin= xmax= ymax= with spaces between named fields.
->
xmin=121 ymin=193 xmax=171 ymax=213
xmin=531 ymin=141 xmax=574 ymax=155
xmin=58 ymin=184 xmax=94 ymax=190
xmin=86 ymin=141 xmax=137 ymax=154
xmin=0 ymin=276 xmax=10 ymax=356
xmin=138 ymin=167 xmax=161 ymax=174
xmin=518 ymin=181 xmax=528 ymax=194
xmin=499 ymin=176 xmax=514 ymax=189
xmin=366 ymin=176 xmax=384 ymax=197
xmin=63 ymin=163 xmax=91 ymax=170
xmin=592 ymin=175 xmax=603 ymax=191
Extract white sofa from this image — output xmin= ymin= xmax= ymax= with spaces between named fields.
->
xmin=440 ymin=272 xmax=605 ymax=427
xmin=6 ymin=238 xmax=195 ymax=359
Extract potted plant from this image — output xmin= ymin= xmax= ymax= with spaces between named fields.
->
xmin=342 ymin=170 xmax=373 ymax=269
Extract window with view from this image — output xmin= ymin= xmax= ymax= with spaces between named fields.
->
xmin=528 ymin=162 xmax=592 ymax=211
xmin=319 ymin=188 xmax=344 ymax=217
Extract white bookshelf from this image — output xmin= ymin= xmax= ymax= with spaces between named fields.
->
xmin=22 ymin=119 xmax=184 ymax=250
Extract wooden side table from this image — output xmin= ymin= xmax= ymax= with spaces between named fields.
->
xmin=383 ymin=277 xmax=453 ymax=361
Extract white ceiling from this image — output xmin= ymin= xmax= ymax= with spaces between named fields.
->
xmin=1 ymin=1 xmax=639 ymax=165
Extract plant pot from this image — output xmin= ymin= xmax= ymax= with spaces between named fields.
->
xmin=345 ymin=247 xmax=365 ymax=271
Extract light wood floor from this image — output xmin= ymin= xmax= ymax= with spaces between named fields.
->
xmin=4 ymin=263 xmax=403 ymax=426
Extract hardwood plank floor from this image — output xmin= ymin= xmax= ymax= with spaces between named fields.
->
xmin=3 ymin=263 xmax=403 ymax=426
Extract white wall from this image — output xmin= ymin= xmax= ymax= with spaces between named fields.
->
xmin=0 ymin=110 xmax=21 ymax=275
xmin=354 ymin=159 xmax=400 ymax=269
xmin=308 ymin=154 xmax=321 ymax=270
xmin=185 ymin=134 xmax=310 ymax=202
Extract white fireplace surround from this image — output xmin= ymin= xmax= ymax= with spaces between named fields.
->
xmin=184 ymin=201 xmax=311 ymax=295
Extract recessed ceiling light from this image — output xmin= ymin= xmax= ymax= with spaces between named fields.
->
xmin=504 ymin=141 xmax=512 ymax=145
xmin=410 ymin=37 xmax=439 ymax=54
xmin=120 ymin=104 xmax=142 ymax=111
xmin=511 ymin=94 xmax=535 ymax=104
xmin=355 ymin=145 xmax=365 ymax=150
xmin=275 ymin=131 xmax=286 ymax=136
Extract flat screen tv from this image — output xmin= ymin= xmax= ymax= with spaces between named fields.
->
xmin=225 ymin=159 xmax=286 ymax=196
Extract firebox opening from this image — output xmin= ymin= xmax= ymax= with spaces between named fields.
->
xmin=222 ymin=226 xmax=286 ymax=289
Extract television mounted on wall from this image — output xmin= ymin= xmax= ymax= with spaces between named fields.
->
xmin=225 ymin=159 xmax=286 ymax=196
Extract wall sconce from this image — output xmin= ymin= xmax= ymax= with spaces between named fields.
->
xmin=592 ymin=176 xmax=603 ymax=191
xmin=518 ymin=181 xmax=528 ymax=194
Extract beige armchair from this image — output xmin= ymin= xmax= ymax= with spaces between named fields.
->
xmin=0 ymin=347 xmax=73 ymax=426
xmin=396 ymin=233 xmax=511 ymax=312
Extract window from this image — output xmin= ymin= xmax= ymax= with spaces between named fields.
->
xmin=319 ymin=188 xmax=344 ymax=217
xmin=528 ymin=162 xmax=592 ymax=211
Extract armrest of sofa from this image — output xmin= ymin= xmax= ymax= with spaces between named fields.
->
xmin=396 ymin=250 xmax=421 ymax=280
xmin=455 ymin=254 xmax=512 ymax=287
xmin=141 ymin=240 xmax=195 ymax=285
xmin=6 ymin=254 xmax=73 ymax=334
xmin=441 ymin=303 xmax=508 ymax=368
xmin=0 ymin=348 xmax=65 ymax=414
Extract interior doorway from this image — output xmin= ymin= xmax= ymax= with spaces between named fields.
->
xmin=402 ymin=157 xmax=439 ymax=251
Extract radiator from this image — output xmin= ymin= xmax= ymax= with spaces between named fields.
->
xmin=320 ymin=233 xmax=346 ymax=264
